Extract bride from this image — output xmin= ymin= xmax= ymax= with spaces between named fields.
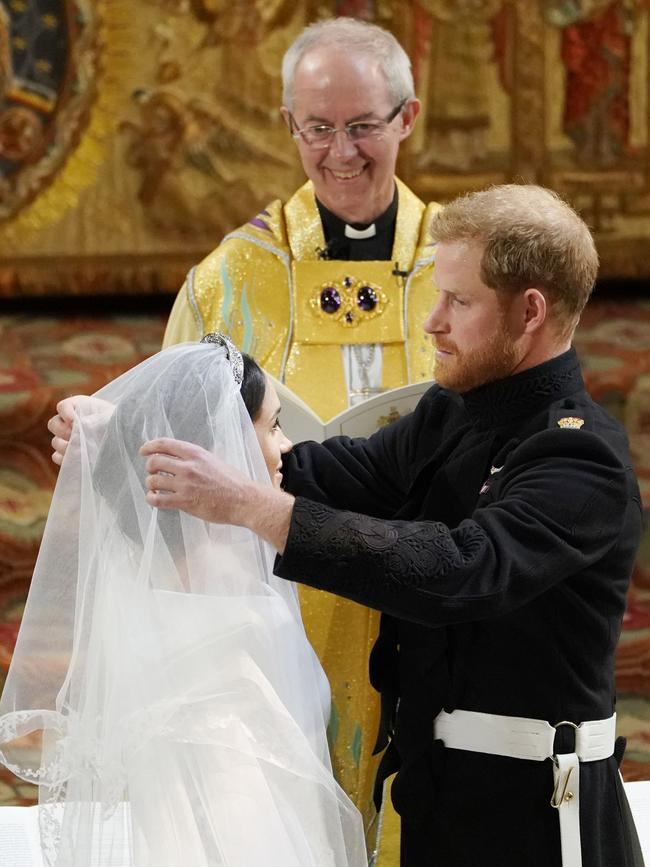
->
xmin=0 ymin=335 xmax=366 ymax=866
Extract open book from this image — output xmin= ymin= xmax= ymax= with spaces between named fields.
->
xmin=0 ymin=802 xmax=131 ymax=866
xmin=268 ymin=377 xmax=435 ymax=444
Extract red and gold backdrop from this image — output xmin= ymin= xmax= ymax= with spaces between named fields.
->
xmin=2 ymin=0 xmax=650 ymax=293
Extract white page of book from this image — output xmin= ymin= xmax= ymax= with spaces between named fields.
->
xmin=0 ymin=805 xmax=42 ymax=866
xmin=0 ymin=803 xmax=132 ymax=867
xmin=625 ymin=779 xmax=650 ymax=860
xmin=269 ymin=376 xmax=434 ymax=444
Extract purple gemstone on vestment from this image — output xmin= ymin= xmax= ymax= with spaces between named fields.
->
xmin=357 ymin=286 xmax=377 ymax=311
xmin=345 ymin=311 xmax=354 ymax=323
xmin=320 ymin=287 xmax=342 ymax=313
xmin=343 ymin=276 xmax=353 ymax=288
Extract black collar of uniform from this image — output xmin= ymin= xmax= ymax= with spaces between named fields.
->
xmin=316 ymin=186 xmax=398 ymax=257
xmin=461 ymin=348 xmax=585 ymax=431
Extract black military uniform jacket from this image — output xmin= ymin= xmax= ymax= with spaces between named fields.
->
xmin=276 ymin=349 xmax=644 ymax=867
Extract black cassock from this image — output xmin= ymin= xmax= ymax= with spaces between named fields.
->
xmin=276 ymin=348 xmax=645 ymax=867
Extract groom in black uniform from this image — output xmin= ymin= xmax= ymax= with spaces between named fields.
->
xmin=145 ymin=183 xmax=644 ymax=867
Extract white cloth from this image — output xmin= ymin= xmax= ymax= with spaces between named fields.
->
xmin=0 ymin=343 xmax=366 ymax=867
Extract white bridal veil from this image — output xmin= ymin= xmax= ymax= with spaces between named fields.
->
xmin=0 ymin=341 xmax=366 ymax=866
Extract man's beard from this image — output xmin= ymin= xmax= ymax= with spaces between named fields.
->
xmin=434 ymin=320 xmax=519 ymax=394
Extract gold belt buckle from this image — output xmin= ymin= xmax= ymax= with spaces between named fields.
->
xmin=550 ymin=720 xmax=578 ymax=809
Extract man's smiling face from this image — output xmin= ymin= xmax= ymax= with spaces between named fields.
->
xmin=283 ymin=47 xmax=418 ymax=225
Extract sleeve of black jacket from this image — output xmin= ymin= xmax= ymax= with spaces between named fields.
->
xmin=275 ymin=427 xmax=641 ymax=627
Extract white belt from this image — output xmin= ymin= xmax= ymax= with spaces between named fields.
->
xmin=434 ymin=709 xmax=617 ymax=867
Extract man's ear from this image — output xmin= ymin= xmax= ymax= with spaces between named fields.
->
xmin=280 ymin=106 xmax=292 ymax=130
xmin=398 ymin=98 xmax=421 ymax=140
xmin=521 ymin=288 xmax=547 ymax=334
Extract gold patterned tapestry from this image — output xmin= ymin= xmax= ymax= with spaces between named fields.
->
xmin=2 ymin=0 xmax=650 ymax=295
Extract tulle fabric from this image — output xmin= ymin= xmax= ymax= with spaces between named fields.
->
xmin=0 ymin=343 xmax=366 ymax=866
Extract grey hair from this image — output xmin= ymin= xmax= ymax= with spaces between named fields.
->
xmin=282 ymin=17 xmax=415 ymax=111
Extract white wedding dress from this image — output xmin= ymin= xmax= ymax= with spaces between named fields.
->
xmin=0 ymin=342 xmax=366 ymax=866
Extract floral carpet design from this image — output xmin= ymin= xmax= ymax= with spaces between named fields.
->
xmin=0 ymin=312 xmax=166 ymax=804
xmin=574 ymin=299 xmax=650 ymax=782
xmin=0 ymin=300 xmax=648 ymax=808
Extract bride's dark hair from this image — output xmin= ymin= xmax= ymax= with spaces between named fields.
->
xmin=240 ymin=353 xmax=267 ymax=422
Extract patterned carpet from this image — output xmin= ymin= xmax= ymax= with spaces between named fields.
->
xmin=0 ymin=297 xmax=648 ymax=815
xmin=574 ymin=298 xmax=650 ymax=782
xmin=0 ymin=310 xmax=168 ymax=805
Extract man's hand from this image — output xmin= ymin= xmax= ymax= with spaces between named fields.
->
xmin=140 ymin=438 xmax=294 ymax=553
xmin=47 ymin=396 xmax=82 ymax=466
xmin=141 ymin=438 xmax=253 ymax=524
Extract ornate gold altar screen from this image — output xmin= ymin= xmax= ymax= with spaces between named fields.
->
xmin=1 ymin=0 xmax=649 ymax=296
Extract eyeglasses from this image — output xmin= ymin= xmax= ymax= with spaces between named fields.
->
xmin=289 ymin=101 xmax=406 ymax=149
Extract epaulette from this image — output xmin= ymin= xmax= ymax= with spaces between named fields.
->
xmin=548 ymin=399 xmax=594 ymax=432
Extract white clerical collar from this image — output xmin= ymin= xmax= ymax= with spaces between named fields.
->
xmin=344 ymin=222 xmax=377 ymax=239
